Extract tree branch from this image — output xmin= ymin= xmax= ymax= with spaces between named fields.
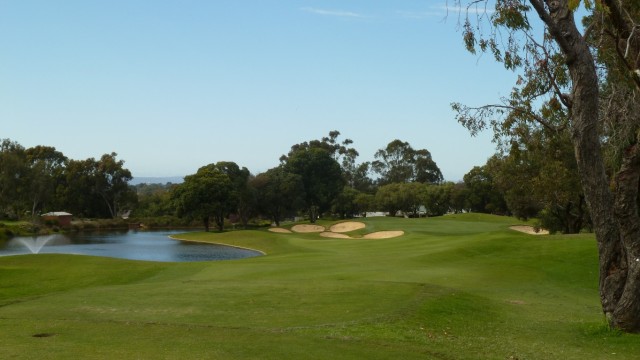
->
xmin=468 ymin=103 xmax=565 ymax=132
xmin=524 ymin=31 xmax=573 ymax=108
xmin=529 ymin=0 xmax=576 ymax=64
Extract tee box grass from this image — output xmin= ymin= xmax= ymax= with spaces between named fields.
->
xmin=0 ymin=214 xmax=638 ymax=359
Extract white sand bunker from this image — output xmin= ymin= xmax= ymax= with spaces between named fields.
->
xmin=330 ymin=221 xmax=366 ymax=233
xmin=319 ymin=232 xmax=351 ymax=239
xmin=510 ymin=225 xmax=549 ymax=235
xmin=363 ymin=231 xmax=405 ymax=239
xmin=268 ymin=227 xmax=292 ymax=234
xmin=291 ymin=224 xmax=326 ymax=233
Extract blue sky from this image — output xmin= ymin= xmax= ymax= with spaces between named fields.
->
xmin=2 ymin=0 xmax=517 ymax=181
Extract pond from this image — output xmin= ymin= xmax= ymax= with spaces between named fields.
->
xmin=0 ymin=230 xmax=262 ymax=262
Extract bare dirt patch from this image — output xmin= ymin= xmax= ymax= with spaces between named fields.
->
xmin=510 ymin=225 xmax=549 ymax=235
xmin=268 ymin=228 xmax=292 ymax=234
xmin=291 ymin=224 xmax=326 ymax=233
xmin=363 ymin=231 xmax=405 ymax=239
xmin=330 ymin=221 xmax=366 ymax=233
xmin=319 ymin=232 xmax=351 ymax=239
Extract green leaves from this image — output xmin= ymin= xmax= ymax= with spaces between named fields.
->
xmin=568 ymin=0 xmax=581 ymax=11
xmin=493 ymin=0 xmax=531 ymax=30
xmin=463 ymin=19 xmax=476 ymax=54
xmin=372 ymin=140 xmax=443 ymax=185
xmin=568 ymin=0 xmax=603 ymax=11
xmin=568 ymin=0 xmax=600 ymax=11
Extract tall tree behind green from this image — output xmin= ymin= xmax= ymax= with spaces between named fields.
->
xmin=462 ymin=160 xmax=508 ymax=215
xmin=375 ymin=182 xmax=427 ymax=217
xmin=172 ymin=164 xmax=234 ymax=232
xmin=24 ymin=146 xmax=67 ymax=219
xmin=134 ymin=183 xmax=176 ymax=217
xmin=372 ymin=139 xmax=443 ymax=185
xmin=0 ymin=139 xmax=28 ymax=218
xmin=283 ymin=147 xmax=344 ymax=223
xmin=252 ymin=166 xmax=305 ymax=226
xmin=60 ymin=158 xmax=101 ymax=218
xmin=331 ymin=186 xmax=362 ymax=219
xmin=214 ymin=161 xmax=254 ymax=228
xmin=95 ymin=153 xmax=135 ymax=219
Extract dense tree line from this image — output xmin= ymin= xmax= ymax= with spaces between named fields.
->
xmin=459 ymin=132 xmax=588 ymax=235
xmin=3 ymin=128 xmax=596 ymax=232
xmin=0 ymin=131 xmax=590 ymax=233
xmin=3 ymin=126 xmax=598 ymax=236
xmin=167 ymin=131 xmax=454 ymax=228
xmin=2 ymin=133 xmax=467 ymax=227
xmin=0 ymin=139 xmax=135 ymax=219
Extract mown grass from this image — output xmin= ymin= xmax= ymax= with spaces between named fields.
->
xmin=0 ymin=214 xmax=638 ymax=359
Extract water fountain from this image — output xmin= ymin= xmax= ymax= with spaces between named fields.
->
xmin=15 ymin=234 xmax=60 ymax=254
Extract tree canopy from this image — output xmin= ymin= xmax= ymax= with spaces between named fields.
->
xmin=172 ymin=163 xmax=235 ymax=232
xmin=0 ymin=130 xmax=465 ymax=239
xmin=283 ymin=146 xmax=345 ymax=222
xmin=372 ymin=140 xmax=443 ymax=185
xmin=252 ymin=166 xmax=305 ymax=226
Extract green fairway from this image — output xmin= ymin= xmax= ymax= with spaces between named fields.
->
xmin=1 ymin=214 xmax=638 ymax=359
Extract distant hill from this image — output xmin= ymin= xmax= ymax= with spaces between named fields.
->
xmin=130 ymin=176 xmax=184 ymax=185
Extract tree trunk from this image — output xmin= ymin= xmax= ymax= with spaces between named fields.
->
xmin=99 ymin=192 xmax=117 ymax=219
xmin=214 ymin=211 xmax=225 ymax=232
xmin=572 ymin=196 xmax=585 ymax=234
xmin=533 ymin=0 xmax=639 ymax=331
xmin=203 ymin=216 xmax=210 ymax=232
xmin=309 ymin=205 xmax=318 ymax=223
xmin=31 ymin=197 xmax=39 ymax=221
xmin=612 ymin=143 xmax=640 ymax=330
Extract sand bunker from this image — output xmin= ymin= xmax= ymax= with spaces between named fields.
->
xmin=319 ymin=232 xmax=352 ymax=239
xmin=291 ymin=224 xmax=326 ymax=233
xmin=330 ymin=221 xmax=366 ymax=233
xmin=363 ymin=231 xmax=405 ymax=239
xmin=510 ymin=225 xmax=549 ymax=235
xmin=282 ymin=222 xmax=403 ymax=239
xmin=268 ymin=227 xmax=292 ymax=234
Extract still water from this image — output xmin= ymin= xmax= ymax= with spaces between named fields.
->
xmin=0 ymin=230 xmax=261 ymax=262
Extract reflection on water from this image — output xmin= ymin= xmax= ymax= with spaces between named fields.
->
xmin=0 ymin=230 xmax=261 ymax=262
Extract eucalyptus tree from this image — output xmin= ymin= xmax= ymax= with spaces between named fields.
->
xmin=0 ymin=139 xmax=28 ymax=218
xmin=24 ymin=146 xmax=67 ymax=218
xmin=172 ymin=164 xmax=234 ymax=232
xmin=283 ymin=147 xmax=344 ymax=222
xmin=424 ymin=183 xmax=456 ymax=217
xmin=281 ymin=133 xmax=349 ymax=222
xmin=372 ymin=140 xmax=443 ymax=185
xmin=519 ymin=130 xmax=586 ymax=233
xmin=214 ymin=161 xmax=254 ymax=228
xmin=452 ymin=0 xmax=640 ymax=331
xmin=95 ymin=153 xmax=135 ymax=219
xmin=462 ymin=160 xmax=508 ymax=215
xmin=282 ymin=130 xmax=372 ymax=192
xmin=134 ymin=183 xmax=175 ymax=217
xmin=253 ymin=166 xmax=305 ymax=226
xmin=374 ymin=183 xmax=403 ymax=217
xmin=354 ymin=192 xmax=376 ymax=216
xmin=331 ymin=186 xmax=362 ymax=219
xmin=375 ymin=182 xmax=427 ymax=217
xmin=60 ymin=158 xmax=102 ymax=217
